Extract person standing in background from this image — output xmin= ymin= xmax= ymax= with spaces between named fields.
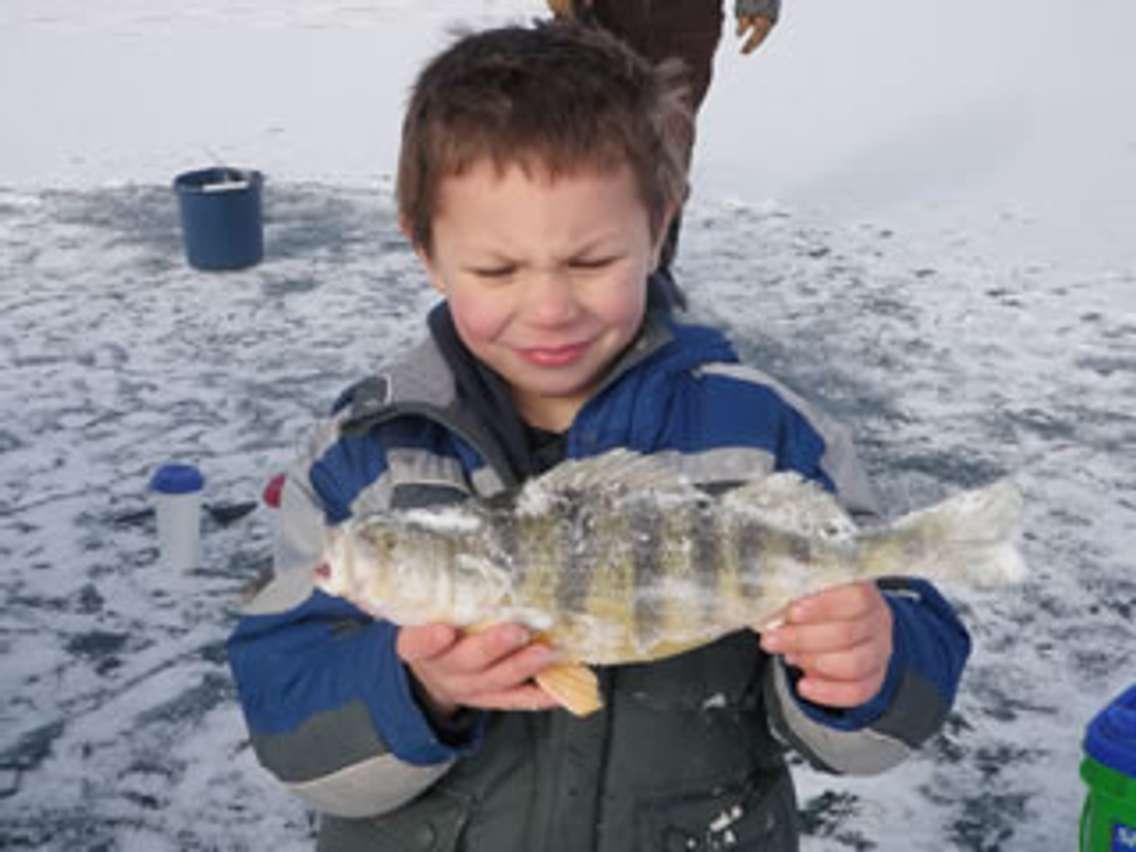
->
xmin=546 ymin=0 xmax=781 ymax=308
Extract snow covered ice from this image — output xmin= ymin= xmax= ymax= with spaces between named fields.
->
xmin=2 ymin=1 xmax=1135 ymax=849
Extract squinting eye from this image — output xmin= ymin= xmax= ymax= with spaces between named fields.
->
xmin=569 ymin=257 xmax=616 ymax=270
xmin=470 ymin=266 xmax=516 ymax=279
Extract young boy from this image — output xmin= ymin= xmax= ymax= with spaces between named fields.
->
xmin=228 ymin=21 xmax=970 ymax=851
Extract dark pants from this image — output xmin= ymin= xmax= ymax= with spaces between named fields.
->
xmin=589 ymin=0 xmax=724 ymax=301
xmin=590 ymin=0 xmax=723 ymax=112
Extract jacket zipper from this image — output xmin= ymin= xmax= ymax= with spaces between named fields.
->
xmin=589 ymin=667 xmax=617 ymax=852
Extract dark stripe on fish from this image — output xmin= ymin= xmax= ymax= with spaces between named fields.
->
xmin=487 ymin=498 xmax=523 ymax=586
xmin=734 ymin=520 xmax=767 ymax=600
xmin=789 ymin=532 xmax=813 ymax=565
xmin=690 ymin=501 xmax=725 ymax=623
xmin=554 ymin=490 xmax=591 ymax=617
xmin=630 ymin=496 xmax=666 ymax=645
xmin=698 ymin=480 xmax=749 ymax=498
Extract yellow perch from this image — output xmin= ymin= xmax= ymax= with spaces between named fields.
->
xmin=316 ymin=450 xmax=1026 ymax=716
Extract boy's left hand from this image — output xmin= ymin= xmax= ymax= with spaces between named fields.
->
xmin=759 ymin=581 xmax=893 ymax=708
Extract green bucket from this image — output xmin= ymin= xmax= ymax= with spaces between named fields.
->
xmin=1081 ymin=684 xmax=1136 ymax=851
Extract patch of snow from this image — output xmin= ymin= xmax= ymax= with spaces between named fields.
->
xmin=702 ymin=693 xmax=728 ymax=711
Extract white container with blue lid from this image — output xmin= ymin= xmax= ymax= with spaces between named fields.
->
xmin=149 ymin=463 xmax=205 ymax=572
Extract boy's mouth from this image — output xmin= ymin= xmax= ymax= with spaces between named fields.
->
xmin=517 ymin=341 xmax=591 ymax=367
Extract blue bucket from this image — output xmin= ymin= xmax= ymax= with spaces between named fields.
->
xmin=173 ymin=167 xmax=264 ymax=271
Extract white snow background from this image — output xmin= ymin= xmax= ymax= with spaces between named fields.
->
xmin=1 ymin=1 xmax=1134 ymax=849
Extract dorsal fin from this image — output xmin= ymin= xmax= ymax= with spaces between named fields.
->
xmin=517 ymin=448 xmax=698 ymax=515
xmin=721 ymin=471 xmax=858 ymax=540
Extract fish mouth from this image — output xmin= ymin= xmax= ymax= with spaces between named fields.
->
xmin=516 ymin=340 xmax=591 ymax=367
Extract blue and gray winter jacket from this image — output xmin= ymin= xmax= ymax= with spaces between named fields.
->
xmin=227 ymin=305 xmax=970 ymax=851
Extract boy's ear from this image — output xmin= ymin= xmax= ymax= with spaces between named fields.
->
xmin=399 ymin=215 xmax=447 ymax=295
xmin=398 ymin=214 xmax=416 ymax=243
xmin=423 ymin=265 xmax=447 ymax=297
xmin=419 ymin=252 xmax=448 ymax=297
xmin=409 ymin=244 xmax=449 ymax=297
xmin=399 ymin=215 xmax=425 ymax=260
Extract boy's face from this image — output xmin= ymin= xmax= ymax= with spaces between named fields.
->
xmin=419 ymin=159 xmax=663 ymax=432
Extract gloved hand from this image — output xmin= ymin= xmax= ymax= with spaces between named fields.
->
xmin=736 ymin=13 xmax=775 ymax=55
xmin=546 ymin=0 xmax=591 ymax=19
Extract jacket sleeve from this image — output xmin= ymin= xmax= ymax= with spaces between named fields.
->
xmin=732 ymin=375 xmax=970 ymax=773
xmin=227 ymin=421 xmax=483 ymax=818
xmin=762 ymin=577 xmax=971 ymax=775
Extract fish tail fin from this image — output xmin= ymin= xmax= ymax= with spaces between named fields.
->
xmin=535 ymin=663 xmax=603 ymax=717
xmin=871 ymin=479 xmax=1027 ymax=587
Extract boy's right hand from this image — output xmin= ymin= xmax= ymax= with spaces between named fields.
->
xmin=396 ymin=623 xmax=562 ymax=719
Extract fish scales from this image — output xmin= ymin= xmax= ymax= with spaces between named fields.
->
xmin=689 ymin=497 xmax=723 ymax=601
xmin=319 ymin=450 xmax=1027 ymax=668
xmin=716 ymin=508 xmax=762 ymax=628
xmin=491 ymin=485 xmax=635 ymax=655
xmin=510 ymin=488 xmax=589 ymax=619
xmin=354 ymin=493 xmax=782 ymax=658
xmin=487 ymin=499 xmax=522 ymax=593
xmin=512 ymin=499 xmax=561 ymax=618
xmin=730 ymin=519 xmax=765 ymax=619
xmin=532 ymin=484 xmax=661 ymax=657
xmin=551 ymin=491 xmax=592 ymax=620
xmin=516 ymin=483 xmax=776 ymax=659
xmin=578 ymin=492 xmax=637 ymax=652
xmin=654 ymin=493 xmax=713 ymax=648
xmin=629 ymin=495 xmax=666 ymax=649
xmin=601 ymin=488 xmax=702 ymax=655
xmin=481 ymin=481 xmax=719 ymax=659
xmin=658 ymin=493 xmax=711 ymax=644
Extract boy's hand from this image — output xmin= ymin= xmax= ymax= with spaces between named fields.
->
xmin=736 ymin=14 xmax=775 ymax=55
xmin=397 ymin=623 xmax=562 ymax=719
xmin=759 ymin=582 xmax=893 ymax=708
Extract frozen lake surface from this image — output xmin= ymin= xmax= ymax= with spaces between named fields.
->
xmin=2 ymin=181 xmax=1133 ymax=850
xmin=2 ymin=1 xmax=1135 ymax=849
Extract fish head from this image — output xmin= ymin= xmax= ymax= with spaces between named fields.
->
xmin=316 ymin=516 xmax=406 ymax=621
xmin=317 ymin=509 xmax=483 ymax=626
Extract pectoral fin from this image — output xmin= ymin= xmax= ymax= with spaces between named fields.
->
xmin=535 ymin=663 xmax=603 ymax=717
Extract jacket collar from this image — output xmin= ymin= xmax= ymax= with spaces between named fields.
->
xmin=340 ymin=304 xmax=680 ymax=486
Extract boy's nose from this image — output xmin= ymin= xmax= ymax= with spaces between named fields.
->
xmin=524 ymin=270 xmax=580 ymax=326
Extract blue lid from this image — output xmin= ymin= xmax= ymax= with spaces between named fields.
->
xmin=1084 ymin=683 xmax=1136 ymax=776
xmin=149 ymin=463 xmax=205 ymax=495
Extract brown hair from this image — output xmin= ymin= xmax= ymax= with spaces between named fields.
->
xmin=397 ymin=21 xmax=693 ymax=255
